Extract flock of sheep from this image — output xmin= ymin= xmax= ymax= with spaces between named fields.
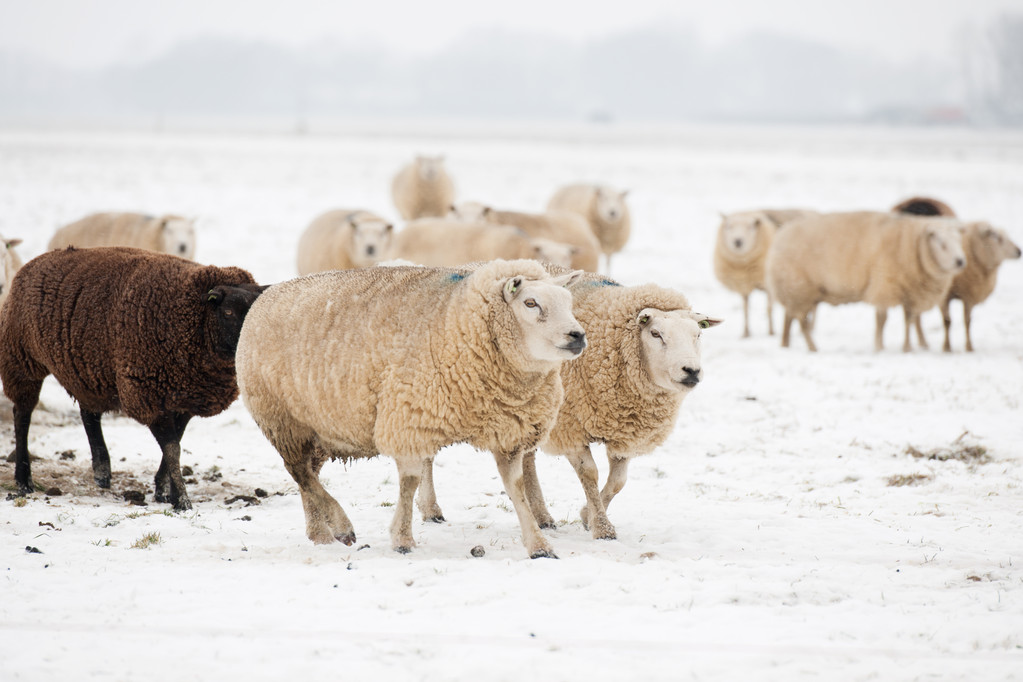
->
xmin=0 ymin=153 xmax=1018 ymax=559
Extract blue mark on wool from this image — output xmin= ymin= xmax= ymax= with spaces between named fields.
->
xmin=448 ymin=273 xmax=466 ymax=283
xmin=586 ymin=278 xmax=620 ymax=287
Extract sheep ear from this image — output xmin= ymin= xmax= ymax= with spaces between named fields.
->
xmin=206 ymin=288 xmax=224 ymax=305
xmin=619 ymin=189 xmax=629 ymax=199
xmin=5 ymin=238 xmax=22 ymax=249
xmin=385 ymin=223 xmax=394 ymax=233
xmin=636 ymin=312 xmax=651 ymax=326
xmin=503 ymin=277 xmax=523 ymax=302
xmin=549 ymin=269 xmax=583 ymax=288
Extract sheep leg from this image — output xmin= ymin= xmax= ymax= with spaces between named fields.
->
xmin=781 ymin=312 xmax=793 ymax=348
xmin=521 ymin=450 xmax=556 ymax=529
xmin=766 ymin=290 xmax=775 ymax=336
xmin=12 ymin=401 xmax=38 ymax=496
xmin=390 ymin=456 xmax=422 ymax=553
xmin=913 ymin=313 xmax=929 ymax=350
xmin=415 ymin=455 xmax=445 ymax=523
xmin=741 ymin=293 xmax=751 ymax=338
xmin=798 ymin=315 xmax=817 ymax=353
xmin=940 ymin=298 xmax=953 ymax=352
xmin=599 ymin=455 xmax=630 ymax=514
xmin=901 ymin=307 xmax=914 ymax=353
xmin=282 ymin=451 xmax=356 ymax=546
xmin=565 ymin=447 xmax=616 ymax=541
xmin=963 ymin=302 xmax=975 ymax=352
xmin=80 ymin=409 xmax=112 ymax=489
xmin=874 ymin=308 xmax=887 ymax=352
xmin=493 ymin=450 xmax=557 ymax=559
xmin=149 ymin=412 xmax=192 ymax=511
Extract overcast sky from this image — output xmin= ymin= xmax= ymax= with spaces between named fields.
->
xmin=1 ymin=0 xmax=1019 ymax=70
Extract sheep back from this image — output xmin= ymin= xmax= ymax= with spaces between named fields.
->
xmin=0 ymin=247 xmax=256 ymax=424
xmin=236 ymin=259 xmax=565 ymax=461
xmin=487 ymin=209 xmax=600 ymax=272
xmin=543 ymin=272 xmax=693 ymax=458
xmin=390 ymin=219 xmax=538 ymax=266
xmin=48 ymin=212 xmax=194 ymax=257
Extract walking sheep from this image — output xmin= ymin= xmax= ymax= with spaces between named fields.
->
xmin=765 ymin=211 xmax=966 ymax=352
xmin=48 ymin=212 xmax=197 ymax=259
xmin=389 ymin=218 xmax=578 ymax=267
xmin=391 ymin=155 xmax=456 ymax=220
xmin=0 ymin=235 xmax=24 ymax=314
xmin=0 ymin=247 xmax=265 ymax=509
xmin=547 ymin=184 xmax=631 ymax=271
xmin=296 ymin=209 xmax=394 ymax=275
xmin=235 ymin=260 xmax=586 ymax=558
xmin=416 ymin=269 xmax=721 ymax=540
xmin=939 ymin=222 xmax=1021 ymax=352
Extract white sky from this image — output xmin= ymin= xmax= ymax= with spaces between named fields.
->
xmin=1 ymin=0 xmax=1019 ymax=70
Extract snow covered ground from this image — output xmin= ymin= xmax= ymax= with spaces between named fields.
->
xmin=1 ymin=123 xmax=1022 ymax=681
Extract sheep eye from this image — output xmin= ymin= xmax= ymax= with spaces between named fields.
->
xmin=698 ymin=320 xmax=711 ymax=329
xmin=224 ymin=309 xmax=234 ymax=316
xmin=524 ymin=298 xmax=538 ymax=308
xmin=650 ymin=330 xmax=661 ymax=339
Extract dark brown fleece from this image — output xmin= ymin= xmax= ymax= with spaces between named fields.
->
xmin=0 ymin=246 xmax=256 ymax=425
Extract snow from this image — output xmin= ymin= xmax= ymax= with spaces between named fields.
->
xmin=1 ymin=123 xmax=1022 ymax=681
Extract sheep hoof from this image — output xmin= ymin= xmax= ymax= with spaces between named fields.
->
xmin=336 ymin=531 xmax=356 ymax=546
xmin=529 ymin=549 xmax=559 ymax=560
xmin=17 ymin=481 xmax=35 ymax=497
xmin=94 ymin=474 xmax=111 ymax=489
xmin=537 ymin=520 xmax=556 ymax=530
xmin=394 ymin=545 xmax=413 ymax=555
xmin=172 ymin=497 xmax=193 ymax=512
xmin=424 ymin=514 xmax=445 ymax=524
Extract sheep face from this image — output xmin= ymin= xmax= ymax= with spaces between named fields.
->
xmin=530 ymin=237 xmax=578 ymax=268
xmin=1 ymin=237 xmax=22 ymax=289
xmin=925 ymin=222 xmax=967 ymax=273
xmin=503 ymin=273 xmax=586 ymax=364
xmin=594 ymin=187 xmax=628 ymax=224
xmin=636 ymin=308 xmax=722 ymax=392
xmin=718 ymin=212 xmax=768 ymax=258
xmin=971 ymin=222 xmax=1021 ymax=267
xmin=161 ymin=217 xmax=197 ymax=259
xmin=207 ymin=283 xmax=268 ymax=356
xmin=416 ymin=155 xmax=445 ymax=182
xmin=449 ymin=202 xmax=490 ymax=222
xmin=349 ymin=218 xmax=394 ymax=267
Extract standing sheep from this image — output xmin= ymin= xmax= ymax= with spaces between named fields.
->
xmin=547 ymin=184 xmax=631 ymax=271
xmin=416 ymin=269 xmax=721 ymax=541
xmin=0 ymin=247 xmax=265 ymax=508
xmin=389 ymin=218 xmax=578 ymax=267
xmin=48 ymin=212 xmax=197 ymax=259
xmin=235 ymin=260 xmax=586 ymax=558
xmin=451 ymin=203 xmax=601 ymax=272
xmin=765 ymin=211 xmax=966 ymax=352
xmin=0 ymin=235 xmax=24 ymax=314
xmin=938 ymin=222 xmax=1021 ymax=352
xmin=391 ymin=155 xmax=456 ymax=220
xmin=713 ymin=211 xmax=779 ymax=338
xmin=296 ymin=209 xmax=394 ymax=275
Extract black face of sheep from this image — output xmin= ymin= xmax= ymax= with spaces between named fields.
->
xmin=207 ymin=284 xmax=269 ymax=357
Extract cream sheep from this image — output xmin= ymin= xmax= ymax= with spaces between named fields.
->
xmin=391 ymin=155 xmax=456 ymax=220
xmin=416 ymin=269 xmax=721 ymax=540
xmin=235 ymin=260 xmax=587 ymax=558
xmin=939 ymin=222 xmax=1021 ymax=352
xmin=547 ymin=184 xmax=631 ymax=271
xmin=296 ymin=209 xmax=393 ymax=275
xmin=0 ymin=235 xmax=24 ymax=314
xmin=389 ymin=218 xmax=578 ymax=267
xmin=766 ymin=211 xmax=966 ymax=352
xmin=48 ymin=212 xmax=197 ymax=259
xmin=451 ymin=203 xmax=601 ymax=272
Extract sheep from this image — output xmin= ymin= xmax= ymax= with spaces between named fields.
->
xmin=451 ymin=203 xmax=601 ymax=272
xmin=415 ymin=268 xmax=721 ymax=540
xmin=892 ymin=196 xmax=956 ymax=218
xmin=938 ymin=222 xmax=1021 ymax=352
xmin=0 ymin=235 xmax=24 ymax=314
xmin=765 ymin=211 xmax=966 ymax=352
xmin=296 ymin=209 xmax=394 ymax=275
xmin=389 ymin=217 xmax=578 ymax=267
xmin=547 ymin=184 xmax=631 ymax=271
xmin=0 ymin=247 xmax=265 ymax=509
xmin=391 ymin=155 xmax=456 ymax=220
xmin=234 ymin=260 xmax=587 ymax=558
xmin=48 ymin=212 xmax=197 ymax=259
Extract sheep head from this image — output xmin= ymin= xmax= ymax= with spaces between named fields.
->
xmin=594 ymin=187 xmax=628 ymax=224
xmin=500 ymin=270 xmax=586 ymax=367
xmin=717 ymin=211 xmax=774 ymax=258
xmin=159 ymin=216 xmax=197 ymax=260
xmin=206 ymin=283 xmax=269 ymax=357
xmin=923 ymin=220 xmax=967 ymax=274
xmin=634 ymin=308 xmax=722 ymax=393
xmin=347 ymin=214 xmax=394 ymax=267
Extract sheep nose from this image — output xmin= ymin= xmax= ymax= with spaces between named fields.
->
xmin=564 ymin=330 xmax=586 ymax=355
xmin=367 ymin=245 xmax=376 ymax=256
xmin=178 ymin=244 xmax=187 ymax=254
xmin=955 ymin=257 xmax=965 ymax=269
xmin=733 ymin=239 xmax=743 ymax=249
xmin=681 ymin=366 xmax=701 ymax=387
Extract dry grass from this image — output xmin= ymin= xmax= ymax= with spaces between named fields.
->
xmin=904 ymin=432 xmax=992 ymax=469
xmin=130 ymin=532 xmax=162 ymax=549
xmin=887 ymin=473 xmax=934 ymax=487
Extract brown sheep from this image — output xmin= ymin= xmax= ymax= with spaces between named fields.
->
xmin=0 ymin=247 xmax=266 ymax=509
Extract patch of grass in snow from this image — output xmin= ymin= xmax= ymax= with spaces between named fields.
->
xmin=904 ymin=432 xmax=992 ymax=469
xmin=92 ymin=538 xmax=114 ymax=547
xmin=12 ymin=497 xmax=28 ymax=508
xmin=130 ymin=532 xmax=162 ymax=549
xmin=887 ymin=473 xmax=934 ymax=487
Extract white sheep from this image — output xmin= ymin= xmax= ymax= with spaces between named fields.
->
xmin=451 ymin=202 xmax=601 ymax=272
xmin=296 ymin=209 xmax=393 ymax=275
xmin=713 ymin=209 xmax=819 ymax=337
xmin=417 ymin=269 xmax=721 ymax=540
xmin=939 ymin=222 xmax=1021 ymax=352
xmin=547 ymin=184 xmax=631 ymax=271
xmin=0 ymin=235 xmax=25 ymax=314
xmin=389 ymin=218 xmax=578 ymax=268
xmin=391 ymin=155 xmax=456 ymax=220
xmin=235 ymin=260 xmax=587 ymax=559
xmin=47 ymin=212 xmax=197 ymax=259
xmin=765 ymin=211 xmax=966 ymax=352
